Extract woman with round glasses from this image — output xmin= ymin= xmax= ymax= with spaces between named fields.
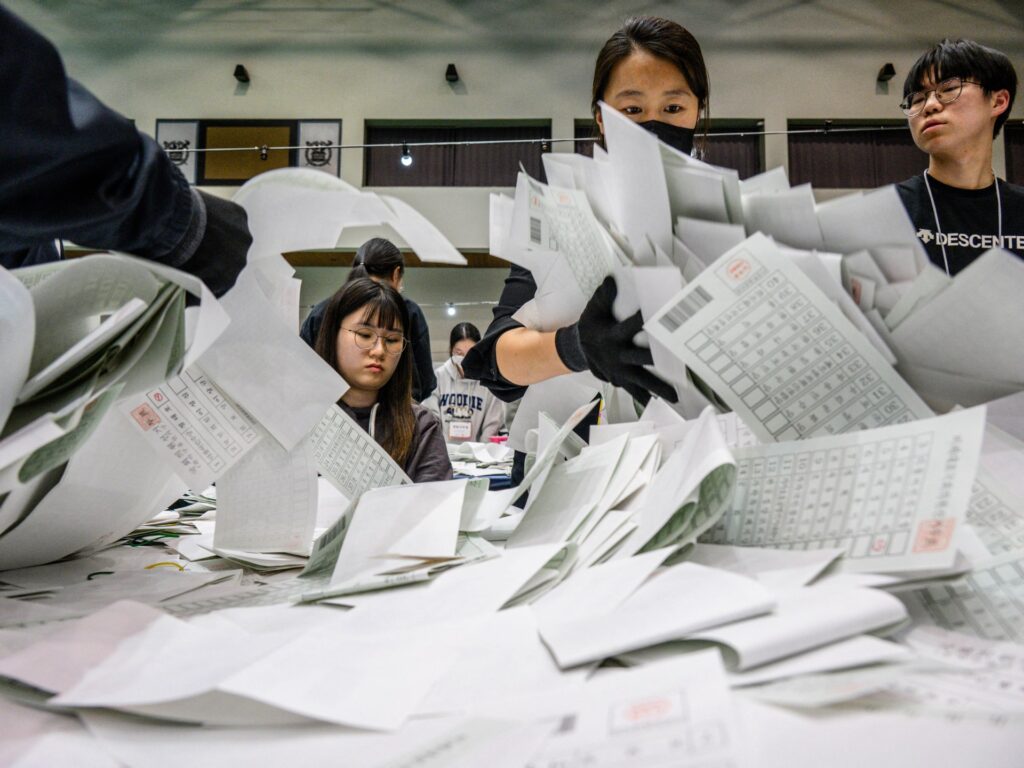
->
xmin=314 ymin=277 xmax=452 ymax=482
xmin=895 ymin=38 xmax=1022 ymax=276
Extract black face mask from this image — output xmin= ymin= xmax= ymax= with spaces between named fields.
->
xmin=637 ymin=120 xmax=695 ymax=155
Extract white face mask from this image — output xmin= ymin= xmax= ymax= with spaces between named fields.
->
xmin=451 ymin=354 xmax=465 ymax=368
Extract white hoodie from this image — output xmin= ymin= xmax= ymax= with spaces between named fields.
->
xmin=425 ymin=358 xmax=505 ymax=443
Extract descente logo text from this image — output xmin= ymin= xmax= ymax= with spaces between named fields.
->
xmin=915 ymin=228 xmax=1024 ymax=249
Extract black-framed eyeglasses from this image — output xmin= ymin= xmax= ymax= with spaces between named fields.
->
xmin=900 ymin=76 xmax=982 ymax=117
xmin=342 ymin=327 xmax=407 ymax=355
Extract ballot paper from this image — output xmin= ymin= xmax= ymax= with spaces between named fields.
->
xmin=83 ymin=712 xmax=529 ymax=768
xmin=725 ymin=635 xmax=911 ymax=687
xmin=599 ymin=103 xmax=673 ymax=261
xmin=0 ymin=696 xmax=119 ymax=768
xmin=119 ymin=364 xmax=262 ymax=490
xmin=816 ymin=184 xmax=927 ymax=258
xmin=310 ymin=403 xmax=411 ymax=502
xmin=875 ymin=626 xmax=1024 ymax=716
xmin=742 ymin=184 xmax=824 ymax=251
xmin=234 ymin=167 xmax=466 ymax=265
xmin=538 ymin=562 xmax=774 ymax=668
xmin=661 ymin=151 xmax=742 ymax=226
xmin=900 ymin=549 xmax=1024 ymax=643
xmin=686 ymin=543 xmax=844 ymax=593
xmin=612 ymin=408 xmax=737 ymax=558
xmin=889 ymin=249 xmax=1024 ymax=403
xmin=0 ymin=409 xmax=186 ymax=571
xmin=507 ymin=373 xmax=599 ymax=454
xmin=646 ymin=233 xmax=933 ymax=442
xmin=214 ymin=430 xmax=318 ymax=556
xmin=507 ymin=173 xmax=620 ymax=330
xmin=0 ymin=601 xmax=165 ymax=693
xmin=704 ymin=407 xmax=984 ymax=574
xmin=323 ymin=544 xmax=567 ymax=632
xmin=506 ymin=435 xmax=630 ymax=549
xmin=689 ymin=586 xmax=907 ymax=670
xmin=541 ymin=149 xmax=615 ymax=228
xmin=675 ymin=216 xmax=746 ymax=267
xmin=198 ymin=269 xmax=348 ymax=451
xmin=967 ymin=471 xmax=1024 ymax=557
xmin=325 ymin=479 xmax=466 ymax=593
xmin=738 ymin=696 xmax=1024 ymax=768
xmin=523 ymin=653 xmax=743 ymax=768
xmin=416 ymin=608 xmax=585 ymax=717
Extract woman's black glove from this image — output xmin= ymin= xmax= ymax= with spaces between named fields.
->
xmin=554 ymin=275 xmax=678 ymax=405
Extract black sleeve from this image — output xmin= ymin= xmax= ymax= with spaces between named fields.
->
xmin=300 ymin=299 xmax=328 ymax=348
xmin=461 ymin=264 xmax=537 ymax=403
xmin=0 ymin=8 xmax=194 ymax=260
xmin=0 ymin=8 xmax=247 ymax=297
xmin=406 ymin=300 xmax=436 ymax=403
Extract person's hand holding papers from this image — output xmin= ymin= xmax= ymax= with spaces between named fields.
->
xmin=556 ymin=275 xmax=677 ymax=405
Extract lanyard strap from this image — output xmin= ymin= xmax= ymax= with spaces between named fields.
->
xmin=923 ymin=170 xmax=1003 ymax=276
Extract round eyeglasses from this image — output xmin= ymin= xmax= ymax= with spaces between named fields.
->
xmin=900 ymin=77 xmax=982 ymax=117
xmin=343 ymin=327 xmax=407 ymax=355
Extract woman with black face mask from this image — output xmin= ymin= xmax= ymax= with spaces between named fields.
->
xmin=463 ymin=16 xmax=708 ymax=410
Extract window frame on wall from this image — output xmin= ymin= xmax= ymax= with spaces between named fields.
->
xmin=787 ymin=119 xmax=927 ymax=189
xmin=154 ymin=118 xmax=342 ymax=185
xmin=1006 ymin=121 xmax=1024 ymax=185
xmin=363 ymin=120 xmax=551 ymax=187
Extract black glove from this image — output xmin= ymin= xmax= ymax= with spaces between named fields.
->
xmin=555 ymin=275 xmax=678 ymax=405
xmin=173 ymin=189 xmax=251 ymax=297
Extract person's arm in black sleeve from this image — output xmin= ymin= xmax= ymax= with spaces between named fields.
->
xmin=463 ymin=266 xmax=677 ymax=406
xmin=0 ymin=7 xmax=249 ymax=296
xmin=405 ymin=300 xmax=436 ymax=403
xmin=462 ymin=265 xmax=538 ymax=402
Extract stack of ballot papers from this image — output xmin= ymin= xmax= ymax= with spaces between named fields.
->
xmin=5 ymin=110 xmax=1024 ymax=765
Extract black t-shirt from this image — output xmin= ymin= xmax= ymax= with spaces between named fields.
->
xmin=896 ymin=174 xmax=1024 ymax=276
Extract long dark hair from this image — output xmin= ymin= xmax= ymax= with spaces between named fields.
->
xmin=315 ymin=277 xmax=416 ymax=466
xmin=448 ymin=322 xmax=481 ymax=356
xmin=591 ymin=16 xmax=710 ymax=156
xmin=346 ymin=237 xmax=405 ymax=284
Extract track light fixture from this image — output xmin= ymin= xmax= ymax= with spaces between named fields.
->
xmin=233 ymin=64 xmax=250 ymax=83
xmin=400 ymin=142 xmax=413 ymax=167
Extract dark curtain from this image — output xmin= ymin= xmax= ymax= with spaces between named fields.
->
xmin=789 ymin=127 xmax=926 ymax=188
xmin=1007 ymin=125 xmax=1024 ymax=185
xmin=364 ymin=126 xmax=453 ymax=186
xmin=704 ymin=134 xmax=762 ymax=179
xmin=575 ymin=120 xmax=599 ymax=158
xmin=364 ymin=125 xmax=549 ymax=186
xmin=453 ymin=126 xmax=548 ymax=185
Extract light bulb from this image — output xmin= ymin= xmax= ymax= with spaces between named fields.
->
xmin=400 ymin=142 xmax=413 ymax=167
xmin=445 ymin=304 xmax=456 ymax=317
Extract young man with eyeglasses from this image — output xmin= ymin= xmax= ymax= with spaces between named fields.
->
xmin=896 ymin=39 xmax=1022 ymax=276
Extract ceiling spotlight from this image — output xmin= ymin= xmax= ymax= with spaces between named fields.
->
xmin=877 ymin=63 xmax=896 ymax=83
xmin=233 ymin=64 xmax=250 ymax=83
xmin=445 ymin=63 xmax=459 ymax=83
xmin=400 ymin=142 xmax=413 ymax=167
xmin=445 ymin=303 xmax=456 ymax=317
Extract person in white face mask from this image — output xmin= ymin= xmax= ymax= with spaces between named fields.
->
xmin=427 ymin=323 xmax=505 ymax=444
